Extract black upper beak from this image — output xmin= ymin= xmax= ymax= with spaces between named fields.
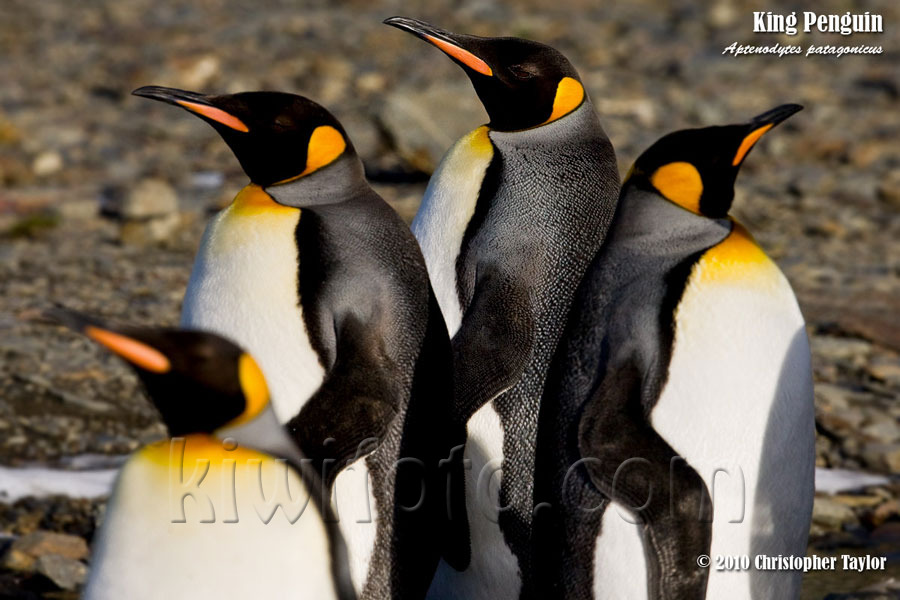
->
xmin=383 ymin=16 xmax=493 ymax=77
xmin=750 ymin=103 xmax=803 ymax=128
xmin=382 ymin=16 xmax=459 ymax=46
xmin=132 ymin=85 xmax=213 ymax=107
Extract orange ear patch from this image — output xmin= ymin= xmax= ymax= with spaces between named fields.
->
xmin=650 ymin=162 xmax=703 ymax=214
xmin=85 ymin=326 xmax=171 ymax=373
xmin=230 ymin=353 xmax=269 ymax=426
xmin=544 ymin=77 xmax=584 ymax=124
xmin=424 ymin=34 xmax=493 ymax=76
xmin=275 ymin=125 xmax=347 ymax=184
xmin=732 ymin=124 xmax=773 ymax=166
xmin=176 ymin=100 xmax=249 ymax=133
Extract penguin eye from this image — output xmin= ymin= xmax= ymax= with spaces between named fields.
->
xmin=508 ymin=64 xmax=537 ymax=80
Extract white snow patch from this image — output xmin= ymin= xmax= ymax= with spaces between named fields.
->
xmin=815 ymin=467 xmax=891 ymax=494
xmin=0 ymin=465 xmax=118 ymax=503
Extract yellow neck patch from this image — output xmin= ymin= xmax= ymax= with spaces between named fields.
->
xmin=138 ymin=434 xmax=269 ymax=467
xmin=695 ymin=221 xmax=774 ymax=284
xmin=544 ymin=77 xmax=584 ymax=124
xmin=650 ymin=162 xmax=703 ymax=213
xmin=466 ymin=125 xmax=493 ymax=154
xmin=733 ymin=124 xmax=774 ymax=166
xmin=228 ymin=184 xmax=297 ymax=217
xmin=228 ymin=354 xmax=269 ymax=428
xmin=276 ymin=125 xmax=346 ymax=184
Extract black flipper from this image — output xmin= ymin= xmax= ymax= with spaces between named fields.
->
xmin=287 ymin=313 xmax=399 ymax=489
xmin=578 ymin=361 xmax=712 ymax=600
xmin=393 ymin=291 xmax=471 ymax=598
xmin=451 ymin=265 xmax=534 ymax=421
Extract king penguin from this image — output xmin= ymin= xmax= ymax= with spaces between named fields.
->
xmin=131 ymin=87 xmax=465 ymax=600
xmin=45 ymin=308 xmax=356 ymax=600
xmin=532 ymin=104 xmax=815 ymax=600
xmin=384 ymin=18 xmax=620 ymax=600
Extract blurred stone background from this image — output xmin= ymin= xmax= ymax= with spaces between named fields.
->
xmin=0 ymin=0 xmax=897 ymax=597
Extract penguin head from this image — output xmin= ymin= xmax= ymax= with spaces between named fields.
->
xmin=384 ymin=17 xmax=585 ymax=132
xmin=132 ymin=86 xmax=354 ymax=188
xmin=45 ymin=308 xmax=276 ymax=440
xmin=626 ymin=104 xmax=803 ymax=218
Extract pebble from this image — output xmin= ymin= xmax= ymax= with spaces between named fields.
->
xmin=31 ymin=152 xmax=63 ymax=177
xmin=860 ymin=443 xmax=900 ymax=474
xmin=0 ymin=531 xmax=88 ymax=572
xmin=34 ymin=554 xmax=87 ymax=590
xmin=380 ymin=83 xmax=486 ymax=173
xmin=812 ymin=495 xmax=859 ymax=531
xmin=122 ymin=179 xmax=178 ymax=220
xmin=861 ymin=420 xmax=900 ymax=444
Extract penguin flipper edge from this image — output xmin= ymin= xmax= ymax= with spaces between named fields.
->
xmin=451 ymin=273 xmax=534 ymax=419
xmin=577 ymin=363 xmax=712 ymax=600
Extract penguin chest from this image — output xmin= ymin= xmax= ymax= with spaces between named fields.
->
xmin=412 ymin=126 xmax=494 ymax=336
xmin=181 ymin=192 xmax=326 ymax=423
xmin=84 ymin=438 xmax=339 ymax=600
xmin=332 ymin=454 xmax=378 ymax=595
xmin=426 ymin=402 xmax=521 ymax=600
xmin=649 ymin=232 xmax=814 ymax=595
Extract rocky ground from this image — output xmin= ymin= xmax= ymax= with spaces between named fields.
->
xmin=0 ymin=0 xmax=898 ymax=598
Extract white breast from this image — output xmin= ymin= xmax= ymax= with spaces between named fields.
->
xmin=650 ymin=259 xmax=815 ymax=599
xmin=181 ymin=205 xmax=326 ymax=423
xmin=332 ymin=455 xmax=379 ymax=595
xmin=84 ymin=442 xmax=338 ymax=600
xmin=411 ymin=126 xmax=494 ymax=337
xmin=426 ymin=403 xmax=521 ymax=600
xmin=593 ymin=501 xmax=649 ymax=600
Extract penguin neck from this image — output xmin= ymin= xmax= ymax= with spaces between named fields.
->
xmin=610 ymin=185 xmax=732 ymax=257
xmin=265 ymin=153 xmax=369 ymax=208
xmin=486 ymin=97 xmax=602 ymax=149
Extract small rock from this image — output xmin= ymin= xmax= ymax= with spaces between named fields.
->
xmin=815 ymin=384 xmax=857 ymax=411
xmin=1 ymin=530 xmax=89 ymax=572
xmin=812 ymin=495 xmax=859 ymax=531
xmin=878 ymin=169 xmax=900 ymax=207
xmin=861 ymin=419 xmax=900 ymax=444
xmin=810 ymin=336 xmax=872 ymax=363
xmin=869 ymin=500 xmax=900 ymax=527
xmin=120 ymin=212 xmax=182 ymax=245
xmin=34 ymin=554 xmax=87 ymax=590
xmin=174 ymin=54 xmax=221 ymax=90
xmin=867 ymin=360 xmax=900 ymax=385
xmin=831 ymin=494 xmax=884 ymax=509
xmin=122 ymin=178 xmax=178 ymax=219
xmin=31 ymin=151 xmax=63 ymax=176
xmin=356 ymin=72 xmax=387 ymax=95
xmin=828 ymin=577 xmax=900 ymax=600
xmin=58 ymin=199 xmax=98 ymax=221
xmin=380 ymin=83 xmax=486 ymax=173
xmin=860 ymin=443 xmax=900 ymax=474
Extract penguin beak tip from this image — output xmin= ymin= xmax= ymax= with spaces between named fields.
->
xmin=382 ymin=16 xmax=438 ymax=38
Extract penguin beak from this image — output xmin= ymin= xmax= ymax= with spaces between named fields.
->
xmin=43 ymin=306 xmax=172 ymax=373
xmin=732 ymin=103 xmax=803 ymax=166
xmin=383 ymin=17 xmax=493 ymax=77
xmin=132 ymin=85 xmax=250 ymax=133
